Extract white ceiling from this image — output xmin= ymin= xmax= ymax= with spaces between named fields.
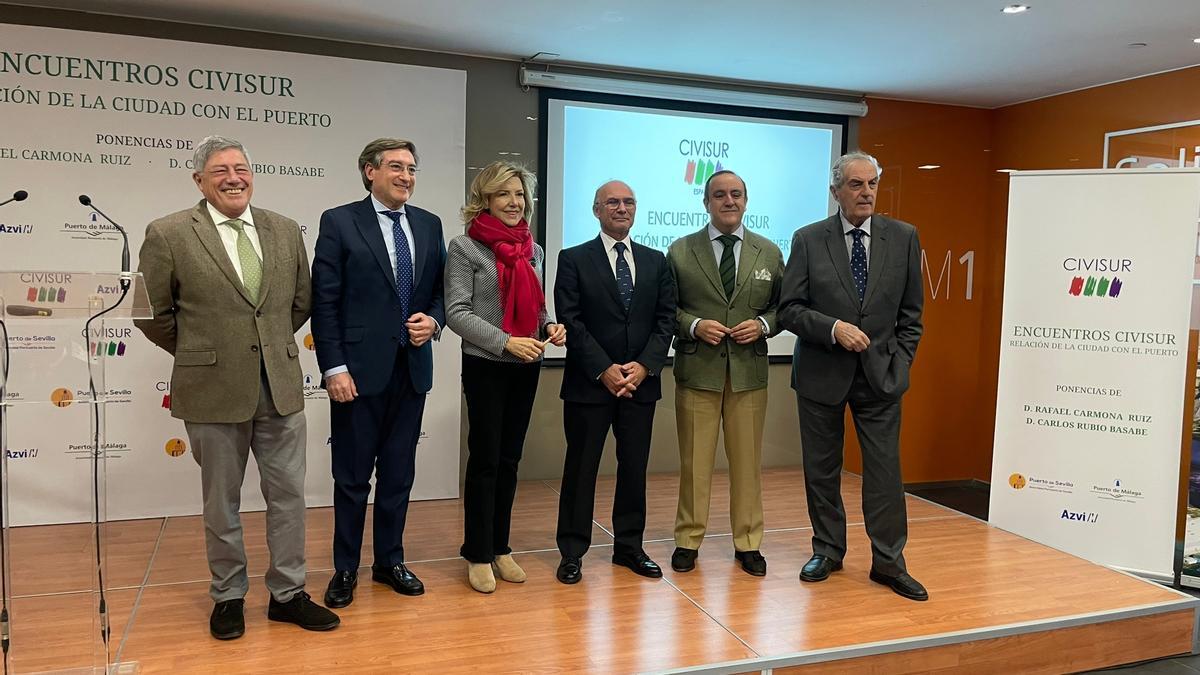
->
xmin=13 ymin=0 xmax=1200 ymax=107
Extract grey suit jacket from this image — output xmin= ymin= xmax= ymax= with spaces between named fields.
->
xmin=778 ymin=213 xmax=923 ymax=405
xmin=135 ymin=199 xmax=312 ymax=423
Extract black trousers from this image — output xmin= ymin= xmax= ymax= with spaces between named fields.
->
xmin=330 ymin=347 xmax=425 ymax=571
xmin=459 ymin=353 xmax=541 ymax=564
xmin=797 ymin=362 xmax=908 ymax=576
xmin=556 ymin=397 xmax=655 ymax=559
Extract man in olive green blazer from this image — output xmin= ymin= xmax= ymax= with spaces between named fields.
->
xmin=136 ymin=135 xmax=337 ymax=640
xmin=666 ymin=170 xmax=783 ymax=577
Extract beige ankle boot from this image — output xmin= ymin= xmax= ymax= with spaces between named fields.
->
xmin=491 ymin=554 xmax=527 ymax=583
xmin=468 ymin=562 xmax=496 ymax=593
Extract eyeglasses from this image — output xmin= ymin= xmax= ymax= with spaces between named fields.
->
xmin=597 ymin=198 xmax=636 ymax=210
xmin=384 ymin=162 xmax=419 ymax=176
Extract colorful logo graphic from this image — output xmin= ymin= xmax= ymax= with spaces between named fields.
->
xmin=1008 ymin=473 xmax=1027 ymax=489
xmin=303 ymin=333 xmax=315 ymax=351
xmin=91 ymin=340 xmax=128 ymax=357
xmin=50 ymin=387 xmax=73 ymax=407
xmin=684 ymin=158 xmax=724 ymax=186
xmin=1068 ymin=276 xmax=1122 ymax=298
xmin=164 ymin=438 xmax=187 ymax=457
xmin=27 ymin=286 xmax=67 ymax=303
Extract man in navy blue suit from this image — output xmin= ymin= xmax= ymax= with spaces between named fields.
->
xmin=311 ymin=138 xmax=446 ymax=608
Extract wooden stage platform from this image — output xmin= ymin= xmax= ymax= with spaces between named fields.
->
xmin=7 ymin=467 xmax=1196 ymax=673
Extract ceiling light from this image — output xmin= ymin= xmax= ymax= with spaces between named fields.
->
xmin=1001 ymin=4 xmax=1030 ymax=14
xmin=997 ymin=168 xmax=1018 ymax=173
xmin=510 ymin=152 xmax=522 ymax=156
xmin=498 ymin=151 xmax=510 ymax=155
xmin=525 ymin=116 xmax=538 ymax=121
xmin=918 ymin=164 xmax=940 ymax=170
xmin=1194 ymin=38 xmax=1200 ymax=44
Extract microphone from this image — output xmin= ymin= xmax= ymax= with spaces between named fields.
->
xmin=0 ymin=190 xmax=28 ymax=207
xmin=78 ymin=195 xmax=131 ymax=290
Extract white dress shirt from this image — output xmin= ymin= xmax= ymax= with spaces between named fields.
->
xmin=372 ymin=194 xmax=416 ymax=270
xmin=206 ymin=202 xmax=261 ymax=283
xmin=599 ymin=230 xmax=636 ymax=285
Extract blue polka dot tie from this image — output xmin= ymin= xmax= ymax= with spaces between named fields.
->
xmin=849 ymin=227 xmax=868 ymax=302
xmin=614 ymin=241 xmax=633 ymax=311
xmin=382 ymin=210 xmax=413 ymax=345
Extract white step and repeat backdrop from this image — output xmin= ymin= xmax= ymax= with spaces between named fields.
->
xmin=989 ymin=168 xmax=1200 ymax=580
xmin=0 ymin=24 xmax=466 ymax=524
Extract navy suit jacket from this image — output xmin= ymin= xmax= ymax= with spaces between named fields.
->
xmin=311 ymin=196 xmax=446 ymax=395
xmin=554 ymin=236 xmax=676 ymax=404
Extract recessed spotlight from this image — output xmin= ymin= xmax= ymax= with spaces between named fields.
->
xmin=510 ymin=152 xmax=522 ymax=156
xmin=997 ymin=168 xmax=1018 ymax=173
xmin=467 ymin=166 xmax=479 ymax=170
xmin=918 ymin=164 xmax=940 ymax=170
xmin=498 ymin=151 xmax=510 ymax=155
xmin=1194 ymin=38 xmax=1200 ymax=44
xmin=1127 ymin=42 xmax=1147 ymax=49
xmin=525 ymin=116 xmax=538 ymax=121
xmin=1001 ymin=4 xmax=1029 ymax=14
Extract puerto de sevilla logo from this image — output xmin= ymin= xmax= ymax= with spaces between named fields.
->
xmin=1008 ymin=473 xmax=1027 ymax=489
xmin=303 ymin=333 xmax=315 ymax=351
xmin=50 ymin=387 xmax=73 ymax=407
xmin=164 ymin=438 xmax=187 ymax=457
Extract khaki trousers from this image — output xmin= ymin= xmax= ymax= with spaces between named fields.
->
xmin=674 ymin=376 xmax=767 ymax=552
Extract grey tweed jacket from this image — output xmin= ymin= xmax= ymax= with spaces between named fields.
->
xmin=444 ymin=234 xmax=550 ymax=363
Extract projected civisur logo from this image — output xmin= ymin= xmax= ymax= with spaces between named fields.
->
xmin=679 ymin=139 xmax=731 ymax=193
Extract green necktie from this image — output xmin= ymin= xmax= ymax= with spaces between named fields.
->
xmin=224 ymin=219 xmax=262 ymax=302
xmin=717 ymin=234 xmax=739 ymax=298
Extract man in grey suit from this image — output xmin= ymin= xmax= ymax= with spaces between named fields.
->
xmin=136 ymin=136 xmax=339 ymax=638
xmin=778 ymin=151 xmax=927 ymax=601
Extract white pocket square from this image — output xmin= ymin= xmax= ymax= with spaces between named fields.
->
xmin=754 ymin=268 xmax=772 ymax=281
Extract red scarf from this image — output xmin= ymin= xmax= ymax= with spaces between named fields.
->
xmin=468 ymin=212 xmax=545 ymax=338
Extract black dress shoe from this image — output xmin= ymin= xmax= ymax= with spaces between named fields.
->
xmin=611 ymin=551 xmax=663 ymax=579
xmin=734 ymin=550 xmax=767 ymax=576
xmin=799 ymin=554 xmax=843 ymax=582
xmin=372 ymin=563 xmax=425 ymax=596
xmin=210 ymin=598 xmax=245 ymax=640
xmin=556 ymin=557 xmax=583 ymax=585
xmin=671 ymin=547 xmax=698 ymax=572
xmin=869 ymin=569 xmax=929 ymax=601
xmin=324 ymin=570 xmax=357 ymax=608
xmin=267 ymin=591 xmax=341 ymax=631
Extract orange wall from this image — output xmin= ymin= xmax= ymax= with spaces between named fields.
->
xmin=858 ymin=65 xmax=1200 ymax=483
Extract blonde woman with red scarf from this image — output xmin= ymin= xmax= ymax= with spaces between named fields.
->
xmin=445 ymin=161 xmax=566 ymax=593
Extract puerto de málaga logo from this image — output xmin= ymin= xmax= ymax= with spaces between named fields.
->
xmin=1064 ymin=257 xmax=1128 ymax=299
xmin=680 ymin=139 xmax=729 ymax=194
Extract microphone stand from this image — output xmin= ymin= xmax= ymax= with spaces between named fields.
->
xmin=76 ymin=195 xmax=132 ymax=661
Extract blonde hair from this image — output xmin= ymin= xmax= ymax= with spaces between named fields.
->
xmin=461 ymin=161 xmax=537 ymax=224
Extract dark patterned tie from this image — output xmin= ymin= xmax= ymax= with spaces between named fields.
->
xmin=717 ymin=234 xmax=738 ymax=299
xmin=849 ymin=227 xmax=868 ymax=302
xmin=382 ymin=210 xmax=413 ymax=345
xmin=613 ymin=241 xmax=633 ymax=311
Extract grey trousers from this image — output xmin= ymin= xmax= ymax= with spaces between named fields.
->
xmin=184 ymin=375 xmax=308 ymax=603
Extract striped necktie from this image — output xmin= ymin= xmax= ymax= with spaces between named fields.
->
xmin=717 ymin=234 xmax=739 ymax=299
